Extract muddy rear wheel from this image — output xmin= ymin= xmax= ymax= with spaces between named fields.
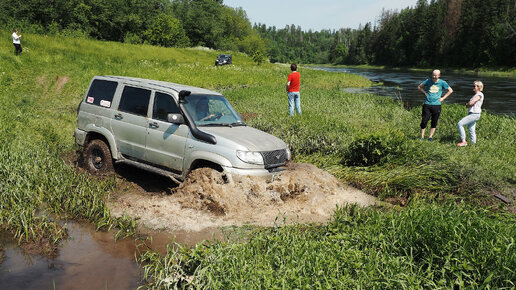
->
xmin=83 ymin=139 xmax=113 ymax=174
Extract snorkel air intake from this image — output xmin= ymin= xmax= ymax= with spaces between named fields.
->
xmin=178 ymin=90 xmax=217 ymax=145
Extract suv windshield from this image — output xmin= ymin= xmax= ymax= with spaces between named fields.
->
xmin=183 ymin=94 xmax=244 ymax=126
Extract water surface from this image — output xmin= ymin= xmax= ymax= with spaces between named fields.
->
xmin=0 ymin=223 xmax=221 ymax=289
xmin=315 ymin=67 xmax=515 ymax=115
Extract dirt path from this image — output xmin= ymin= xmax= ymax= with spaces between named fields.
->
xmin=108 ymin=163 xmax=376 ymax=232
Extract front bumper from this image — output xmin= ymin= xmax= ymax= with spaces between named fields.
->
xmin=222 ymin=165 xmax=286 ymax=181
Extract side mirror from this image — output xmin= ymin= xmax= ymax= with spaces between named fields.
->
xmin=167 ymin=113 xmax=185 ymax=124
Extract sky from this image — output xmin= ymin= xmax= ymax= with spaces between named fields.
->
xmin=223 ymin=0 xmax=418 ymax=31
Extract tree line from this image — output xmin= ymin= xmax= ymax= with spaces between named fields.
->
xmin=0 ymin=0 xmax=267 ymax=63
xmin=256 ymin=0 xmax=515 ymax=68
xmin=1 ymin=0 xmax=514 ymax=68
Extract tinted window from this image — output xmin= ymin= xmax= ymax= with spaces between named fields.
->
xmin=152 ymin=92 xmax=180 ymax=122
xmin=118 ymin=86 xmax=151 ymax=116
xmin=85 ymin=79 xmax=118 ymax=107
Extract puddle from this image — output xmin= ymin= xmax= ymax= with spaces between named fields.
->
xmin=0 ymin=222 xmax=227 ymax=289
xmin=0 ymin=223 xmax=140 ymax=289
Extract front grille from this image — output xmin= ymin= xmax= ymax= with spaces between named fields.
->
xmin=261 ymin=149 xmax=288 ymax=169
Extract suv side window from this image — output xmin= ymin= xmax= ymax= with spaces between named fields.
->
xmin=152 ymin=92 xmax=180 ymax=122
xmin=118 ymin=86 xmax=151 ymax=116
xmin=86 ymin=79 xmax=118 ymax=107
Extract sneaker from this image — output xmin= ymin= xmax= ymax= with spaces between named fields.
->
xmin=457 ymin=141 xmax=468 ymax=147
xmin=428 ymin=138 xmax=433 ymax=141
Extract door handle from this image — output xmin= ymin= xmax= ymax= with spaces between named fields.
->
xmin=114 ymin=113 xmax=123 ymax=119
xmin=149 ymin=122 xmax=159 ymax=128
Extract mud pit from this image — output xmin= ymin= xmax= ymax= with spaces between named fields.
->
xmin=109 ymin=163 xmax=376 ymax=232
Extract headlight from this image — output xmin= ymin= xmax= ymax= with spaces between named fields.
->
xmin=236 ymin=150 xmax=264 ymax=165
xmin=286 ymin=147 xmax=291 ymax=160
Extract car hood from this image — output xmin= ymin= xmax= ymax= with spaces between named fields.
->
xmin=200 ymin=126 xmax=286 ymax=151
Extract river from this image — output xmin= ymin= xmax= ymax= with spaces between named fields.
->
xmin=314 ymin=67 xmax=515 ymax=116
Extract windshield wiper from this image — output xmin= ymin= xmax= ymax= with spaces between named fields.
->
xmin=199 ymin=121 xmax=246 ymax=127
xmin=199 ymin=123 xmax=232 ymax=127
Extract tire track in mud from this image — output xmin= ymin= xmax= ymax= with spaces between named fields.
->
xmin=108 ymin=163 xmax=376 ymax=232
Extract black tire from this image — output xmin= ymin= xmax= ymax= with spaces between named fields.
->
xmin=83 ymin=139 xmax=113 ymax=174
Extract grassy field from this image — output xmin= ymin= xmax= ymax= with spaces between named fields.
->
xmin=0 ymin=31 xmax=515 ymax=288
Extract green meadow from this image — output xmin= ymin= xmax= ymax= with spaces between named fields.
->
xmin=0 ymin=31 xmax=515 ymax=288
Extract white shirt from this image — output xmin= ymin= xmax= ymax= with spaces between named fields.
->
xmin=469 ymin=92 xmax=484 ymax=114
xmin=12 ymin=32 xmax=21 ymax=44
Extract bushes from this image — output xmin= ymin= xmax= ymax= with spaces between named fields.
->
xmin=342 ymin=135 xmax=393 ymax=166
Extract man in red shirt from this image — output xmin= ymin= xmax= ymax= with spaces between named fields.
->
xmin=286 ymin=63 xmax=301 ymax=116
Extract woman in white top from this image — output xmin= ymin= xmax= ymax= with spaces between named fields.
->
xmin=12 ymin=29 xmax=22 ymax=55
xmin=457 ymin=80 xmax=484 ymax=146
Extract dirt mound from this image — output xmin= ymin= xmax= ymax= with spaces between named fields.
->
xmin=108 ymin=163 xmax=376 ymax=232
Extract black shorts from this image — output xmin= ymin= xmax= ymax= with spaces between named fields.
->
xmin=420 ymin=104 xmax=441 ymax=129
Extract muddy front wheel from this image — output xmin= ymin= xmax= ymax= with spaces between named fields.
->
xmin=83 ymin=139 xmax=113 ymax=174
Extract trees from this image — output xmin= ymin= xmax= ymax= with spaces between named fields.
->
xmin=1 ymin=0 xmax=513 ymax=67
xmin=143 ymin=13 xmax=189 ymax=47
xmin=256 ymin=0 xmax=514 ymax=68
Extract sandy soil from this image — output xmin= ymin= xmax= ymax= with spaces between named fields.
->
xmin=108 ymin=163 xmax=376 ymax=232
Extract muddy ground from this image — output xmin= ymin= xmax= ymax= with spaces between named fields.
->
xmin=107 ymin=162 xmax=376 ymax=232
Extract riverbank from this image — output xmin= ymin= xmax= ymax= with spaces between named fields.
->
xmin=307 ymin=64 xmax=516 ymax=78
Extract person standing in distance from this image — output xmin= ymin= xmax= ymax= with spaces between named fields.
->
xmin=12 ymin=29 xmax=22 ymax=55
xmin=456 ymin=81 xmax=484 ymax=147
xmin=417 ymin=69 xmax=453 ymax=141
xmin=286 ymin=63 xmax=301 ymax=116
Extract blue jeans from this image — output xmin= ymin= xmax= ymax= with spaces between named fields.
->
xmin=457 ymin=113 xmax=480 ymax=143
xmin=288 ymin=92 xmax=301 ymax=116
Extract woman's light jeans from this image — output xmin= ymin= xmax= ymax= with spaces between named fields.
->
xmin=288 ymin=92 xmax=301 ymax=116
xmin=457 ymin=113 xmax=480 ymax=143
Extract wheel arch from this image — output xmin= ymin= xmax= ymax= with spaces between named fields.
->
xmin=83 ymin=127 xmax=119 ymax=160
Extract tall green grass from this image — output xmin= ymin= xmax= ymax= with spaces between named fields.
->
xmin=138 ymin=203 xmax=515 ymax=289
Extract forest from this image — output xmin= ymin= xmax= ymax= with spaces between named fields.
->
xmin=1 ymin=0 xmax=515 ymax=67
xmin=256 ymin=0 xmax=516 ymax=67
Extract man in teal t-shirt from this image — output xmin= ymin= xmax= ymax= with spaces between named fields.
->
xmin=417 ymin=69 xmax=453 ymax=141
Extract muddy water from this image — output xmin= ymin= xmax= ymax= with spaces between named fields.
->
xmin=109 ymin=163 xmax=376 ymax=232
xmin=0 ymin=225 xmax=227 ymax=289
xmin=0 ymin=224 xmax=140 ymax=289
xmin=1 ymin=162 xmax=376 ymax=288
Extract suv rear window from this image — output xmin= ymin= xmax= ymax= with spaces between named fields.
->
xmin=118 ymin=86 xmax=151 ymax=116
xmin=85 ymin=79 xmax=118 ymax=107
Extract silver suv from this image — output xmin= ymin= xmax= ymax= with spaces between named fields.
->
xmin=74 ymin=76 xmax=290 ymax=182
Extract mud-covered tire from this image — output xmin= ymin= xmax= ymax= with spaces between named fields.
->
xmin=83 ymin=139 xmax=113 ymax=174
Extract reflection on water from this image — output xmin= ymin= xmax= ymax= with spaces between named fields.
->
xmin=0 ymin=223 xmax=223 ymax=289
xmin=0 ymin=224 xmax=141 ymax=289
xmin=315 ymin=67 xmax=516 ymax=116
